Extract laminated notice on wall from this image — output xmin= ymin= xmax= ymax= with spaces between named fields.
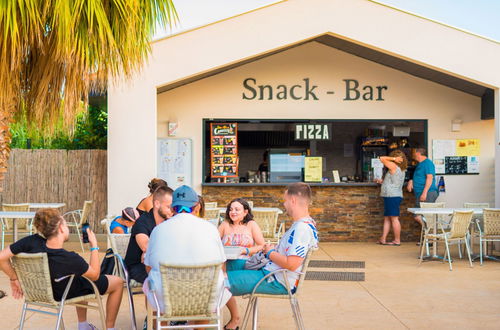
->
xmin=304 ymin=157 xmax=322 ymax=182
xmin=432 ymin=139 xmax=480 ymax=175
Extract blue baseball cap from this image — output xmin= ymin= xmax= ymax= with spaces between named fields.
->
xmin=172 ymin=185 xmax=199 ymax=208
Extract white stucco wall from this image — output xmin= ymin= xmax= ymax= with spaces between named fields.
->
xmin=156 ymin=42 xmax=494 ymax=207
xmin=108 ymin=0 xmax=500 ymax=212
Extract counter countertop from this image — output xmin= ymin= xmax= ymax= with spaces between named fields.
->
xmin=202 ymin=182 xmax=379 ymax=187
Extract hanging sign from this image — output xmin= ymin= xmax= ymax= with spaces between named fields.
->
xmin=295 ymin=124 xmax=331 ymax=141
xmin=210 ymin=123 xmax=238 ymax=178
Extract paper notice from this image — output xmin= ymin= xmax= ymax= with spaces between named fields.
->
xmin=433 ymin=158 xmax=445 ymax=174
xmin=456 ymin=139 xmax=480 ymax=156
xmin=432 ymin=140 xmax=456 ymax=159
xmin=467 ymin=156 xmax=479 ymax=173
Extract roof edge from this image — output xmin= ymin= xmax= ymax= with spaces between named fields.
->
xmin=369 ymin=0 xmax=500 ymax=45
xmin=152 ymin=1 xmax=287 ymax=44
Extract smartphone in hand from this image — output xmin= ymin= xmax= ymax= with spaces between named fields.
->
xmin=81 ymin=223 xmax=90 ymax=243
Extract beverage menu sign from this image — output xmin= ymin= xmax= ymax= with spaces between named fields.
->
xmin=210 ymin=123 xmax=238 ymax=178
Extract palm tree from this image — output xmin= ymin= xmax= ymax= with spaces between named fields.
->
xmin=0 ymin=0 xmax=177 ymax=186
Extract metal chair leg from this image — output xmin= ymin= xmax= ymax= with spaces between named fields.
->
xmin=125 ymin=281 xmax=138 ymax=329
xmin=242 ymin=296 xmax=257 ymax=330
xmin=464 ymin=237 xmax=473 ymax=268
xmin=290 ymin=296 xmax=305 ymax=330
xmin=56 ymin=305 xmax=64 ymax=330
xmin=419 ymin=235 xmax=426 ymax=264
xmin=480 ymin=237 xmax=484 ymax=265
xmin=19 ymin=302 xmax=28 ymax=330
xmin=444 ymin=238 xmax=452 ymax=271
xmin=252 ymin=297 xmax=259 ymax=330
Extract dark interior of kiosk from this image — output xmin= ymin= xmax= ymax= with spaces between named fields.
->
xmin=204 ymin=120 xmax=426 ymax=183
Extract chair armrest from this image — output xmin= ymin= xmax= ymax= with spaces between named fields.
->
xmin=54 ymin=274 xmax=76 ymax=303
xmin=250 ymin=268 xmax=302 ymax=296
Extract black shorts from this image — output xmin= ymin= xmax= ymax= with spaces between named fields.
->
xmin=128 ymin=263 xmax=147 ymax=283
xmin=57 ymin=274 xmax=109 ymax=301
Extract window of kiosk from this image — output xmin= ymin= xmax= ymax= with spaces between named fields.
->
xmin=203 ymin=119 xmax=426 ymax=183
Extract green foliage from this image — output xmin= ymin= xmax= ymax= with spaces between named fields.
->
xmin=10 ymin=105 xmax=107 ymax=150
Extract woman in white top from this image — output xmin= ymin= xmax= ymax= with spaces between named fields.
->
xmin=376 ymin=150 xmax=407 ymax=246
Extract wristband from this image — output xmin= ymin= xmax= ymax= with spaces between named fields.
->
xmin=90 ymin=247 xmax=99 ymax=252
xmin=265 ymin=249 xmax=275 ymax=259
xmin=245 ymin=247 xmax=250 ymax=255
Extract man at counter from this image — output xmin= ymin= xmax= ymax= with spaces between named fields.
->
xmin=407 ymin=147 xmax=439 ymax=226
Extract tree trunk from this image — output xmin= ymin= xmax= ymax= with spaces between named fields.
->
xmin=0 ymin=108 xmax=14 ymax=193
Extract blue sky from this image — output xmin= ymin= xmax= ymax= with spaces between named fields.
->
xmin=155 ymin=0 xmax=500 ymax=42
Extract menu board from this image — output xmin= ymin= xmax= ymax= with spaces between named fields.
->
xmin=210 ymin=123 xmax=238 ymax=178
xmin=432 ymin=139 xmax=480 ymax=174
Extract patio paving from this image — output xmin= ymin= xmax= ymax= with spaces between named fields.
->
xmin=1 ymin=241 xmax=500 ymax=329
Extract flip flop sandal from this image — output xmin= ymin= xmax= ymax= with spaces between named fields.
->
xmin=387 ymin=242 xmax=401 ymax=246
xmin=377 ymin=241 xmax=386 ymax=245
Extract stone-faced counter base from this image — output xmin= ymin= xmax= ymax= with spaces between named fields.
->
xmin=202 ymin=183 xmax=420 ymax=242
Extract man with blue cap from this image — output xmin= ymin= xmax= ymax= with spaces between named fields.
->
xmin=143 ymin=185 xmax=229 ymax=315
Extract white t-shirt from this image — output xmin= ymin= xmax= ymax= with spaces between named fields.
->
xmin=264 ymin=217 xmax=318 ymax=289
xmin=144 ymin=212 xmax=227 ymax=312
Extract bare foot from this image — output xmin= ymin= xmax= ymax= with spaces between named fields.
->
xmin=225 ymin=317 xmax=240 ymax=330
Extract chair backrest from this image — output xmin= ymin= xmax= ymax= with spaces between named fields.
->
xmin=204 ymin=202 xmax=217 ymax=209
xmin=420 ymin=202 xmax=446 ymax=229
xmin=464 ymin=202 xmax=490 ymax=209
xmin=293 ymin=247 xmax=317 ymax=296
xmin=11 ymin=253 xmax=57 ymax=305
xmin=159 ymin=262 xmax=223 ymax=318
xmin=448 ymin=210 xmax=474 ymax=239
xmin=79 ymin=200 xmax=93 ymax=225
xmin=204 ymin=208 xmax=220 ymax=221
xmin=483 ymin=209 xmax=500 ymax=236
xmin=252 ymin=210 xmax=279 ymax=238
xmin=104 ymin=219 xmax=131 ymax=257
xmin=2 ymin=203 xmax=31 ymax=230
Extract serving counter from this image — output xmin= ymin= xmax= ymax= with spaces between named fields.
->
xmin=202 ymin=182 xmax=420 ymax=242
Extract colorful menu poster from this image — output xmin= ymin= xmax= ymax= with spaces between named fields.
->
xmin=210 ymin=123 xmax=238 ymax=178
xmin=304 ymin=157 xmax=322 ymax=182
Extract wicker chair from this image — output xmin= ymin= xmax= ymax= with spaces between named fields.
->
xmin=103 ymin=219 xmax=140 ymax=329
xmin=11 ymin=253 xmax=106 ymax=330
xmin=241 ymin=247 xmax=317 ymax=330
xmin=204 ymin=202 xmax=218 ymax=209
xmin=419 ymin=210 xmax=474 ymax=271
xmin=63 ymin=200 xmax=93 ymax=252
xmin=146 ymin=262 xmax=224 ymax=329
xmin=1 ymin=203 xmax=31 ymax=249
xmin=464 ymin=202 xmax=490 ymax=253
xmin=204 ymin=208 xmax=221 ymax=221
xmin=252 ymin=210 xmax=284 ymax=244
xmin=419 ymin=202 xmax=446 ymax=256
xmin=476 ymin=209 xmax=500 ymax=265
